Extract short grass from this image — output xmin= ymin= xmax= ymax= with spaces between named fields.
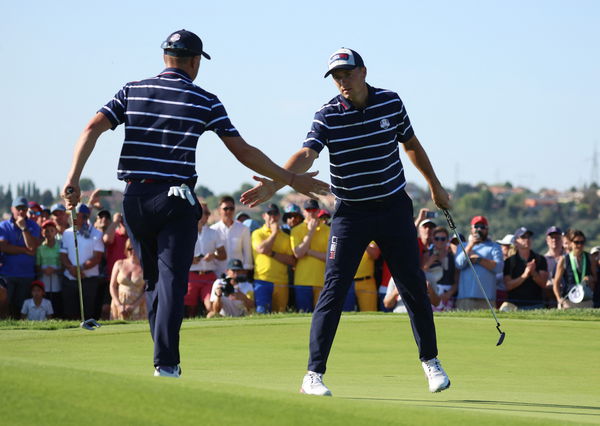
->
xmin=1 ymin=311 xmax=599 ymax=425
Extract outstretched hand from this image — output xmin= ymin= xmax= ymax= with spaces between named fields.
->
xmin=290 ymin=171 xmax=330 ymax=200
xmin=240 ymin=176 xmax=278 ymax=207
xmin=240 ymin=171 xmax=331 ymax=207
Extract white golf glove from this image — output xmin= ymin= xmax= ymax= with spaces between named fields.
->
xmin=167 ymin=184 xmax=196 ymax=206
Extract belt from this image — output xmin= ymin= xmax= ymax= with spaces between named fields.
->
xmin=126 ymin=178 xmax=184 ymax=184
xmin=354 ymin=275 xmax=372 ymax=282
xmin=191 ymin=270 xmax=214 ymax=275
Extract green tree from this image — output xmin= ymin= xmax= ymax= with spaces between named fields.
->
xmin=195 ymin=184 xmax=214 ymax=199
xmin=79 ymin=178 xmax=95 ymax=192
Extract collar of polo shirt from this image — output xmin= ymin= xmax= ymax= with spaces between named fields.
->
xmin=339 ymin=84 xmax=377 ymax=110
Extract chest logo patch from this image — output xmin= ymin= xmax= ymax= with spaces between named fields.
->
xmin=380 ymin=118 xmax=390 ymax=129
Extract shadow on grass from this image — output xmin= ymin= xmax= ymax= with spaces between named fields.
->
xmin=341 ymin=397 xmax=600 ymax=417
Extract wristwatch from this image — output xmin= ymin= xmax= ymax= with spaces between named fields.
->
xmin=271 ymin=251 xmax=277 ymax=257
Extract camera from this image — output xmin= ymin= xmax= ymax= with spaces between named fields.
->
xmin=219 ymin=277 xmax=236 ymax=297
xmin=425 ymin=211 xmax=438 ymax=219
xmin=475 ymin=230 xmax=484 ymax=239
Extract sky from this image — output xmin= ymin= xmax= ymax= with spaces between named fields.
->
xmin=1 ymin=0 xmax=599 ymax=197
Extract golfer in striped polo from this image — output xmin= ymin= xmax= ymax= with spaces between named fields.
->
xmin=242 ymin=48 xmax=452 ymax=395
xmin=63 ymin=29 xmax=329 ymax=378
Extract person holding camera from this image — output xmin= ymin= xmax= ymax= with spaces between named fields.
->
xmin=455 ymin=216 xmax=503 ymax=311
xmin=207 ymin=259 xmax=254 ymax=318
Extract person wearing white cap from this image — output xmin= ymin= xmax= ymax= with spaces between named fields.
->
xmin=241 ymin=47 xmax=451 ymax=395
xmin=495 ymin=234 xmax=514 ymax=307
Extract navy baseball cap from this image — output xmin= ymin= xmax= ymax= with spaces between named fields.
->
xmin=514 ymin=227 xmax=533 ymax=239
xmin=76 ymin=204 xmax=91 ymax=215
xmin=50 ymin=203 xmax=66 ymax=213
xmin=263 ymin=203 xmax=280 ymax=215
xmin=12 ymin=196 xmax=28 ymax=208
xmin=546 ymin=226 xmax=562 ymax=236
xmin=226 ymin=258 xmax=244 ymax=271
xmin=304 ymin=199 xmax=320 ymax=210
xmin=161 ymin=29 xmax=211 ymax=59
xmin=324 ymin=48 xmax=365 ymax=78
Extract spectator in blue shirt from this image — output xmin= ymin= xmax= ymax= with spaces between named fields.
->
xmin=455 ymin=215 xmax=503 ymax=310
xmin=0 ymin=196 xmax=42 ymax=317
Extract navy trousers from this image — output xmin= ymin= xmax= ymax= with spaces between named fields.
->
xmin=308 ymin=190 xmax=438 ymax=374
xmin=122 ymin=182 xmax=200 ymax=367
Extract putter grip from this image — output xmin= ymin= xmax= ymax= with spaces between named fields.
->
xmin=442 ymin=209 xmax=456 ymax=230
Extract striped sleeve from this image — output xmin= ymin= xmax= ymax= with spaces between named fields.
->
xmin=302 ymin=111 xmax=328 ymax=153
xmin=396 ymin=96 xmax=415 ymax=143
xmin=99 ymin=85 xmax=128 ymax=130
xmin=205 ymin=97 xmax=240 ymax=137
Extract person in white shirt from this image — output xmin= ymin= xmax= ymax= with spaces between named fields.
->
xmin=60 ymin=204 xmax=104 ymax=320
xmin=207 ymin=259 xmax=254 ymax=317
xmin=210 ymin=196 xmax=253 ymax=277
xmin=185 ymin=203 xmax=226 ymax=317
xmin=21 ymin=280 xmax=54 ymax=320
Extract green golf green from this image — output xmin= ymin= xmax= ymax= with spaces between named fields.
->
xmin=1 ymin=313 xmax=599 ymax=425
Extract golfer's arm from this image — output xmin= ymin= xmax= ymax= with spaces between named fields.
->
xmin=221 ymin=136 xmax=297 ymax=186
xmin=402 ymin=136 xmax=443 ymax=190
xmin=66 ymin=113 xmax=112 ymax=184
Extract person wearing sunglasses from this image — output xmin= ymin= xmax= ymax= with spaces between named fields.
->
xmin=423 ymin=227 xmax=458 ymax=311
xmin=455 ymin=216 xmax=503 ymax=311
xmin=553 ymin=229 xmax=596 ymax=309
xmin=211 ymin=196 xmax=253 ymax=279
xmin=503 ymin=227 xmax=548 ymax=310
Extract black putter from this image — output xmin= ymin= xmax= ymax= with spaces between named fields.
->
xmin=442 ymin=209 xmax=505 ymax=346
xmin=67 ymin=188 xmax=101 ymax=331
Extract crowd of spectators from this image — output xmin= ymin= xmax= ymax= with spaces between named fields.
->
xmin=0 ymin=192 xmax=598 ymax=321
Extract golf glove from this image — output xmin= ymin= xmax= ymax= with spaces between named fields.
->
xmin=168 ymin=184 xmax=196 ymax=206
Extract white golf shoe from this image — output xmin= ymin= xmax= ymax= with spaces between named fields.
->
xmin=422 ymin=358 xmax=450 ymax=392
xmin=300 ymin=371 xmax=332 ymax=396
xmin=154 ymin=365 xmax=181 ymax=378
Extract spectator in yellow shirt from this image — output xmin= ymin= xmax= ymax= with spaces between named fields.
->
xmin=290 ymin=200 xmax=330 ymax=312
xmin=343 ymin=242 xmax=380 ymax=311
xmin=252 ymin=204 xmax=296 ymax=313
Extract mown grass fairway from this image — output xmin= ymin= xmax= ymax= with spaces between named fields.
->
xmin=1 ymin=313 xmax=599 ymax=425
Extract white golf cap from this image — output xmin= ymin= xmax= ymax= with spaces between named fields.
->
xmin=496 ymin=234 xmax=514 ymax=246
xmin=324 ymin=48 xmax=365 ymax=78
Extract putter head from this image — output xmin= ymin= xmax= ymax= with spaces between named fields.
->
xmin=80 ymin=318 xmax=101 ymax=331
xmin=496 ymin=324 xmax=506 ymax=346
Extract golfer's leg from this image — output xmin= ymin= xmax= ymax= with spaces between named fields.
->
xmin=375 ymin=194 xmax=438 ymax=361
xmin=308 ymin=214 xmax=369 ymax=374
xmin=153 ymin=198 xmax=198 ymax=367
xmin=122 ymin=194 xmax=159 ymax=337
xmin=82 ymin=277 xmax=98 ymax=320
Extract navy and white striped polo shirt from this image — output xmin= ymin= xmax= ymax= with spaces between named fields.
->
xmin=303 ymin=85 xmax=415 ymax=202
xmin=100 ymin=68 xmax=240 ymax=182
